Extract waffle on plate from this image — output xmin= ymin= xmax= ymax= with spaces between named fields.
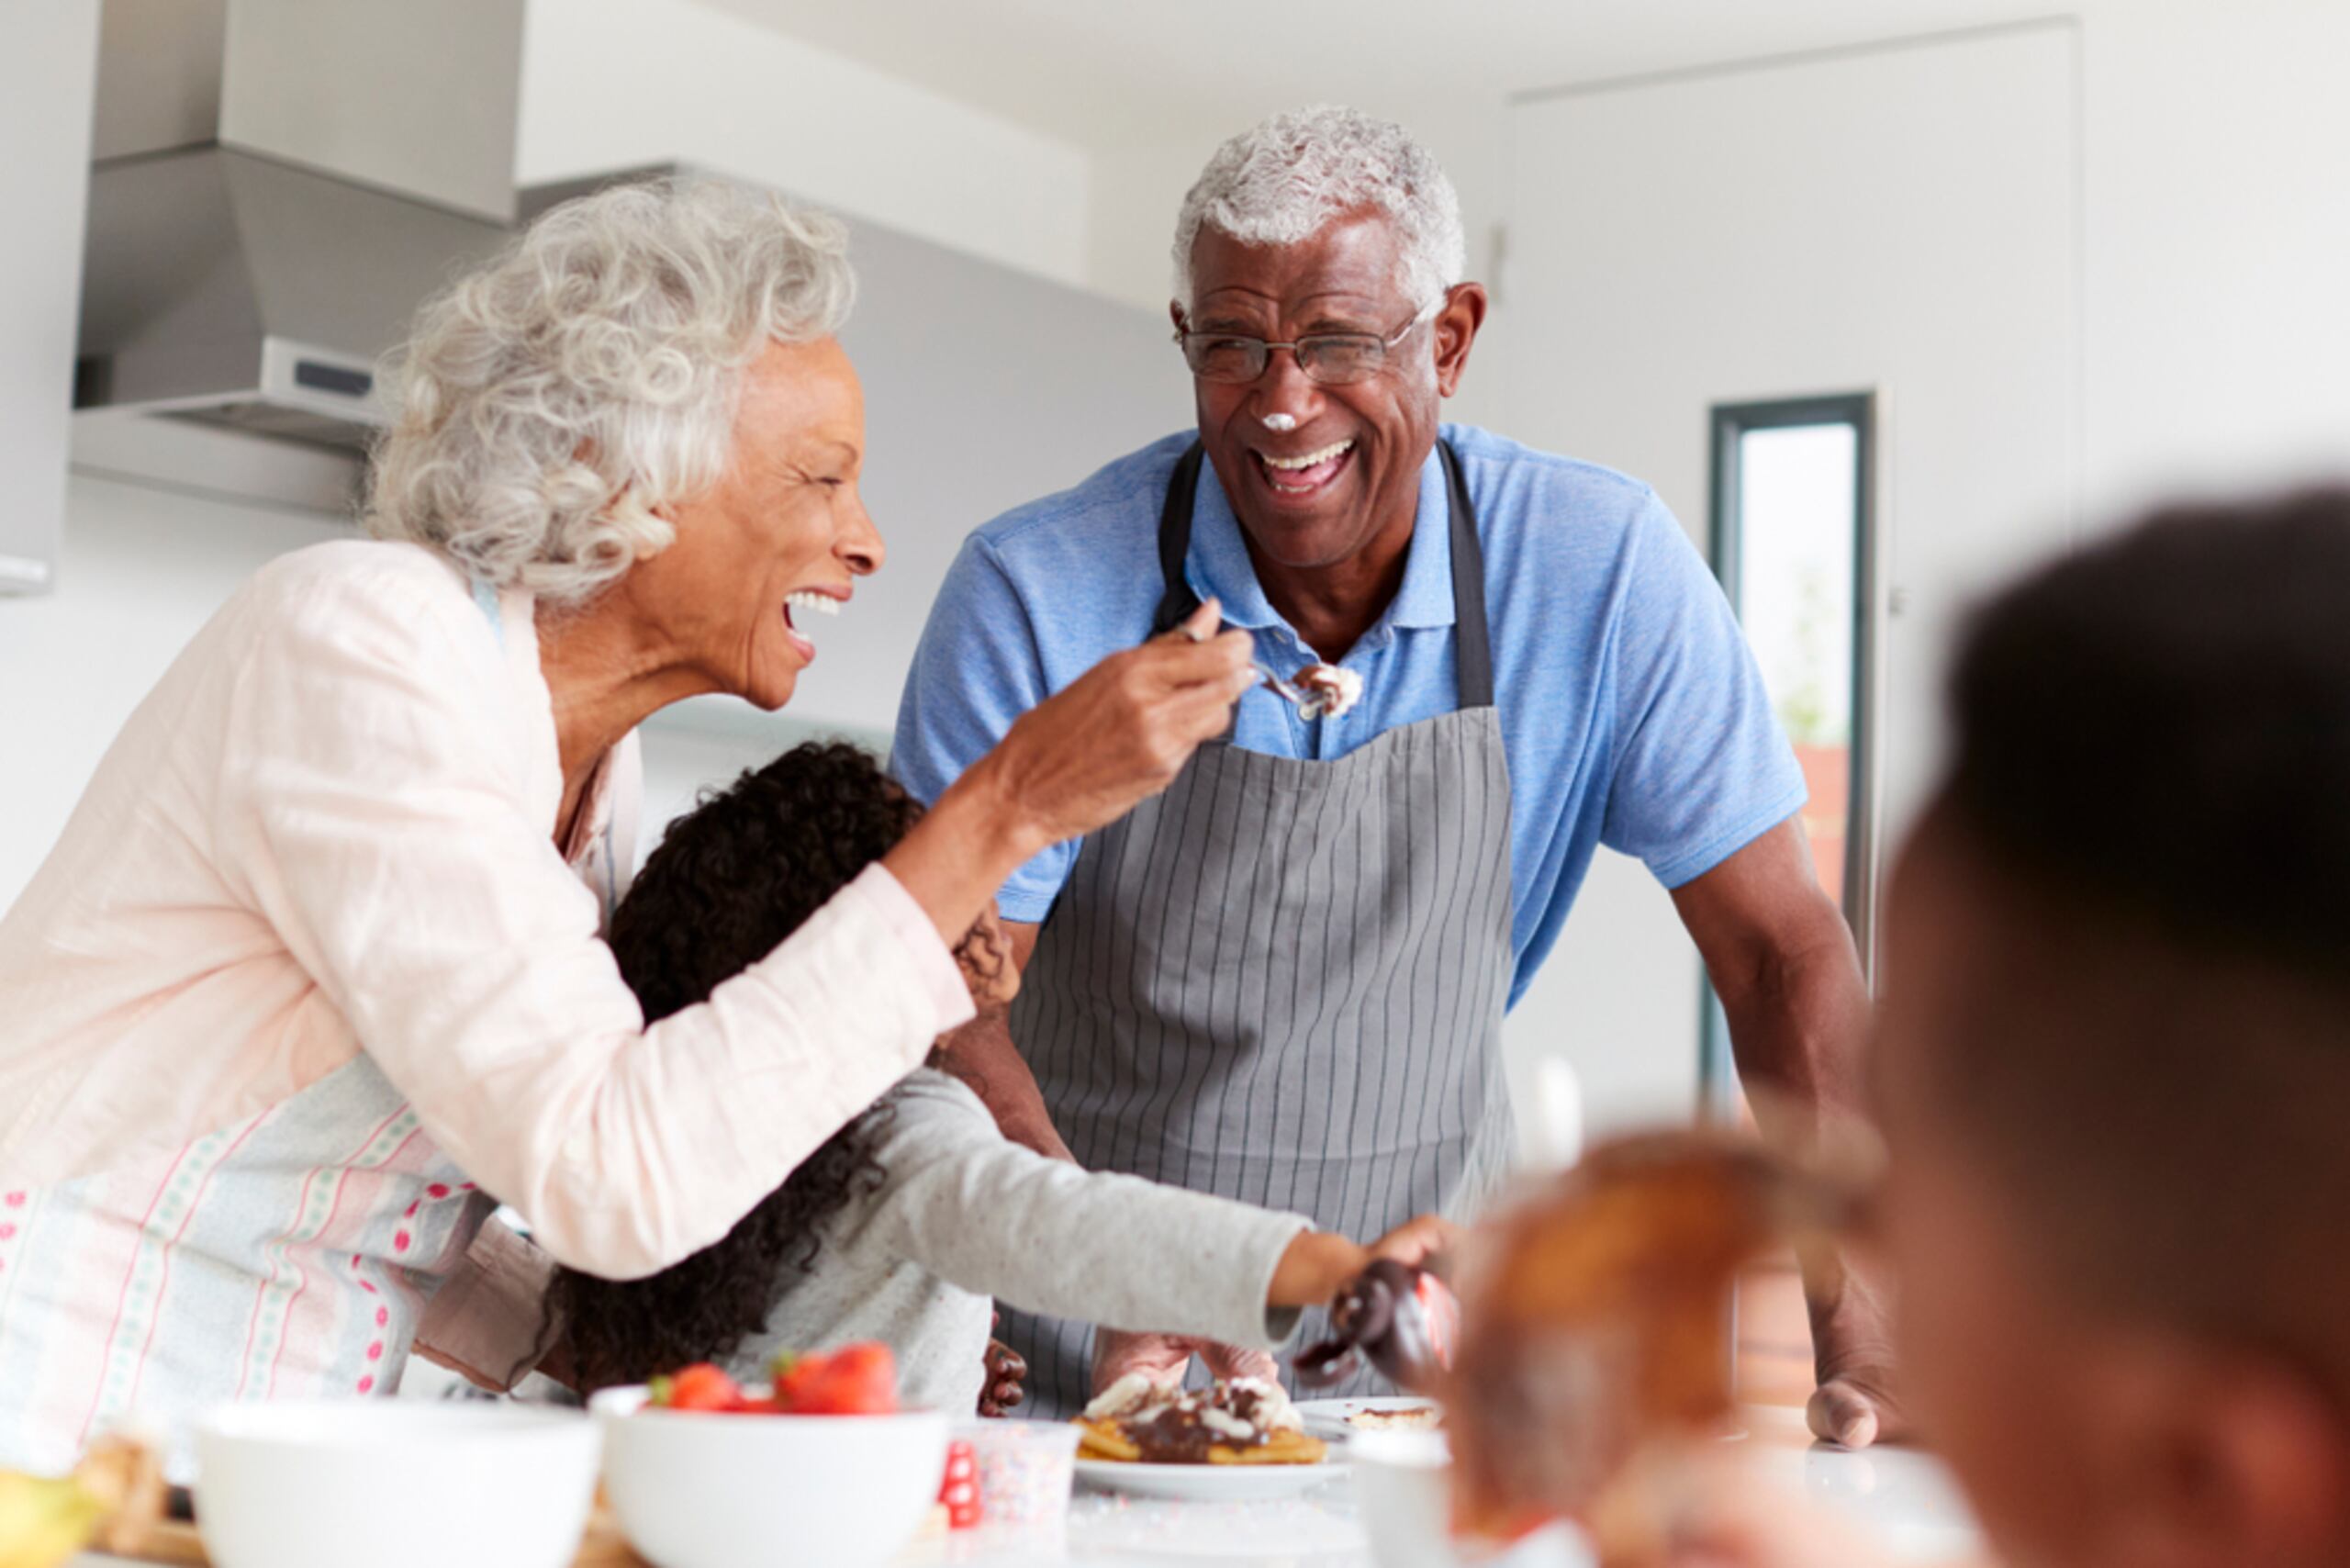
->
xmin=1072 ymin=1375 xmax=1328 ymax=1466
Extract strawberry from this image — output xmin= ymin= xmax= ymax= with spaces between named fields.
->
xmin=775 ymin=1342 xmax=899 ymax=1415
xmin=648 ymin=1362 xmax=742 ymax=1412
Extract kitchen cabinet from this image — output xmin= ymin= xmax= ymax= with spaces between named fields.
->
xmin=0 ymin=0 xmax=103 ymax=596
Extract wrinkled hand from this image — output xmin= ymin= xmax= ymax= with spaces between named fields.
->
xmin=1807 ymin=1363 xmax=1904 ymax=1452
xmin=1804 ymin=1249 xmax=1908 ymax=1449
xmin=978 ymin=599 xmax=1256 ymax=847
xmin=1091 ymin=1329 xmax=1277 ymax=1396
xmin=979 ymin=1310 xmax=1027 ymax=1417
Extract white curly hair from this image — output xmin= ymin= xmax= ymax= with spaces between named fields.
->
xmin=366 ymin=177 xmax=856 ymax=605
xmin=1171 ymin=105 xmax=1464 ymax=315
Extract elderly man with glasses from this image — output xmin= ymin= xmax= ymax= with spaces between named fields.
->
xmin=894 ymin=106 xmax=1892 ymax=1445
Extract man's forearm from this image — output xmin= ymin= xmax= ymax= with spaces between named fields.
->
xmin=1677 ymin=821 xmax=1901 ymax=1438
xmin=1717 ymin=915 xmax=1891 ymax=1394
xmin=1718 ymin=921 xmax=1874 ymax=1150
xmin=938 ymin=1004 xmax=1073 ymax=1162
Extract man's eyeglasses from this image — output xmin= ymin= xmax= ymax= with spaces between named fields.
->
xmin=1175 ymin=299 xmax=1440 ymax=386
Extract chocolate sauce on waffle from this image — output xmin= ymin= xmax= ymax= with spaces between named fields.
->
xmin=1105 ymin=1379 xmax=1294 ymax=1462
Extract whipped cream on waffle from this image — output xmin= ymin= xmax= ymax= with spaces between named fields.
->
xmin=1081 ymin=1375 xmax=1304 ymax=1461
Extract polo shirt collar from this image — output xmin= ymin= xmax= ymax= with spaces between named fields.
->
xmin=1186 ymin=442 xmax=1456 ymax=636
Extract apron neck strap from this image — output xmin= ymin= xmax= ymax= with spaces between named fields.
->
xmin=1438 ymin=440 xmax=1494 ymax=709
xmin=1149 ymin=438 xmax=1494 ymax=710
xmin=1149 ymin=443 xmax=1210 ymax=635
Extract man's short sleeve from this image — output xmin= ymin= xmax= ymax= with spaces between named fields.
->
xmin=891 ymin=535 xmax=1077 ymax=923
xmin=1600 ymin=493 xmax=1808 ymax=889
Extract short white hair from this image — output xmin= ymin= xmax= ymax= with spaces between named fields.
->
xmin=1172 ymin=105 xmax=1464 ymax=315
xmin=366 ymin=177 xmax=856 ymax=605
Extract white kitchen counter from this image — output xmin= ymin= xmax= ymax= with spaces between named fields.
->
xmin=911 ymin=1407 xmax=1982 ymax=1568
xmin=71 ymin=1408 xmax=1979 ymax=1568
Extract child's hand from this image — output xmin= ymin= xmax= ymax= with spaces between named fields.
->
xmin=1268 ymin=1231 xmax=1372 ymax=1307
xmin=1367 ymin=1213 xmax=1457 ymax=1271
xmin=979 ymin=1309 xmax=1027 ymax=1417
xmin=1269 ymin=1215 xmax=1457 ymax=1309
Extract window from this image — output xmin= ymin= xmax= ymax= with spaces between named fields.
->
xmin=1703 ymin=393 xmax=1878 ymax=1083
xmin=1704 ymin=393 xmax=1877 ymax=1404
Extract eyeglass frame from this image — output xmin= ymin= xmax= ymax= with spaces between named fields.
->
xmin=1171 ymin=297 xmax=1445 ymax=386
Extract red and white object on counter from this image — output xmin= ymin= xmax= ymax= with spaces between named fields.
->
xmin=937 ymin=1439 xmax=982 ymax=1529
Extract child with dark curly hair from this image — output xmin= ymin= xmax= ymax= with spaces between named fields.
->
xmin=547 ymin=742 xmax=1449 ymax=1408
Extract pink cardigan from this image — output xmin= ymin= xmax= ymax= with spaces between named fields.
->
xmin=0 ymin=540 xmax=970 ymax=1277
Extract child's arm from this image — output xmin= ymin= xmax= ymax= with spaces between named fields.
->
xmin=859 ymin=1074 xmax=1438 ymax=1348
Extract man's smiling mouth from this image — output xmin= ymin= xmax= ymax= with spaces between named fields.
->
xmin=1254 ymin=439 xmax=1355 ymax=497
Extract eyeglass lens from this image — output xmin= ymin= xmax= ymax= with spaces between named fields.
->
xmin=1183 ymin=334 xmax=1389 ymax=386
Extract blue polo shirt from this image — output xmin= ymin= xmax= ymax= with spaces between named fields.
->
xmin=892 ymin=424 xmax=1806 ymax=1008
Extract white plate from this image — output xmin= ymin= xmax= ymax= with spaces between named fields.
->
xmin=1293 ymin=1395 xmax=1448 ymax=1441
xmin=1073 ymin=1456 xmax=1345 ymax=1500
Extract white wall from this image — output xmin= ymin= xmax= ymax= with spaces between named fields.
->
xmin=517 ymin=0 xmax=1092 ymax=288
xmin=2073 ymin=0 xmax=2350 ymax=520
xmin=0 ymin=477 xmax=352 ymax=905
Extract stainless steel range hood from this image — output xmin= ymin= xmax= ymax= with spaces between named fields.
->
xmin=73 ymin=0 xmax=521 ymax=459
xmin=78 ymin=148 xmax=510 ymax=452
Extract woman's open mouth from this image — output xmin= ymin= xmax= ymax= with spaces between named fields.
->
xmin=1253 ymin=439 xmax=1355 ymax=499
xmin=781 ymin=589 xmax=841 ymax=662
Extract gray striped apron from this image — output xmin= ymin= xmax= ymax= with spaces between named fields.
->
xmin=1002 ymin=441 xmax=1516 ymax=1417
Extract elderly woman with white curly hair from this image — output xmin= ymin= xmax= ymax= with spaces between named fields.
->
xmin=0 ymin=178 xmax=1255 ymax=1471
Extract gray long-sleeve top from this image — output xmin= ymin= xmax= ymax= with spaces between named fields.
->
xmin=728 ymin=1070 xmax=1314 ymax=1414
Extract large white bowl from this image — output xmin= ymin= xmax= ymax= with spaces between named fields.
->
xmin=591 ymin=1386 xmax=949 ymax=1568
xmin=195 ymin=1400 xmax=600 ymax=1568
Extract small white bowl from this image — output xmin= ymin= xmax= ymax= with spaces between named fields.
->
xmin=196 ymin=1400 xmax=599 ymax=1568
xmin=1350 ymin=1429 xmax=1599 ymax=1568
xmin=592 ymin=1385 xmax=949 ymax=1568
xmin=1350 ymin=1428 xmax=1459 ymax=1568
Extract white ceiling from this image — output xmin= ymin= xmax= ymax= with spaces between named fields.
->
xmin=705 ymin=0 xmax=2064 ymax=148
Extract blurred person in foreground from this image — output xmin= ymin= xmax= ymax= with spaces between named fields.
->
xmin=1654 ymin=488 xmax=2350 ymax=1568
